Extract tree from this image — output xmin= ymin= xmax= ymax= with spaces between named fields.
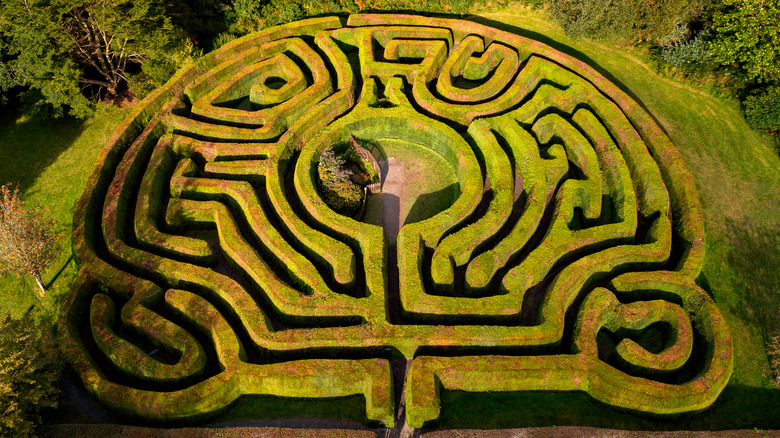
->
xmin=743 ymin=85 xmax=780 ymax=131
xmin=0 ymin=0 xmax=195 ymax=117
xmin=0 ymin=313 xmax=60 ymax=438
xmin=548 ymin=0 xmax=699 ymax=44
xmin=709 ymin=0 xmax=780 ymax=83
xmin=0 ymin=184 xmax=61 ymax=297
xmin=0 ymin=0 xmax=89 ymax=117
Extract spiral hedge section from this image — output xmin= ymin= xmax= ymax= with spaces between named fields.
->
xmin=58 ymin=14 xmax=733 ymax=428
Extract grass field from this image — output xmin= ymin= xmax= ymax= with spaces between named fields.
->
xmin=363 ymin=138 xmax=460 ymax=240
xmin=0 ymin=105 xmax=129 ymax=321
xmin=0 ymin=7 xmax=778 ymax=431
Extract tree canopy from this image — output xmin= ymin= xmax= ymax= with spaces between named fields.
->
xmin=0 ymin=314 xmax=59 ymax=438
xmin=0 ymin=0 xmax=195 ymax=117
xmin=710 ymin=0 xmax=780 ymax=83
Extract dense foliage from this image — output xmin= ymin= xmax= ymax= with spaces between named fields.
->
xmin=710 ymin=0 xmax=780 ymax=83
xmin=0 ymin=314 xmax=60 ymax=438
xmin=706 ymin=0 xmax=780 ymax=135
xmin=1 ymin=0 xmax=778 ymax=136
xmin=225 ymin=0 xmax=472 ymax=34
xmin=660 ymin=25 xmax=714 ymax=68
xmin=743 ymin=85 xmax=780 ymax=132
xmin=317 ymin=146 xmax=366 ymax=216
xmin=548 ymin=0 xmax=698 ymax=43
xmin=0 ymin=0 xmax=195 ymax=117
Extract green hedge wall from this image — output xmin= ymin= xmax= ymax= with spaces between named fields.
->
xmin=57 ymin=14 xmax=731 ymax=429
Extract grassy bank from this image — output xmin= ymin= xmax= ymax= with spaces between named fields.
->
xmin=0 ymin=106 xmax=129 ymax=320
xmin=363 ymin=138 xmax=460 ymax=239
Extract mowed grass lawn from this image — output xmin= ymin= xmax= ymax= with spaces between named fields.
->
xmin=0 ymin=106 xmax=129 ymax=320
xmin=0 ymin=7 xmax=778 ymax=431
xmin=363 ymin=138 xmax=460 ymax=238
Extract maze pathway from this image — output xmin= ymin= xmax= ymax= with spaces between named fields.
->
xmin=58 ymin=14 xmax=733 ymax=428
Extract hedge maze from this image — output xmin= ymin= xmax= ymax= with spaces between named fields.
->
xmin=58 ymin=14 xmax=733 ymax=428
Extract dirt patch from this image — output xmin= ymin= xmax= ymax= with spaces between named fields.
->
xmin=378 ymin=157 xmax=407 ymax=241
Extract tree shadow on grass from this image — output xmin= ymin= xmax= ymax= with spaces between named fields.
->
xmin=45 ymin=254 xmax=74 ymax=290
xmin=0 ymin=105 xmax=87 ymax=192
xmin=721 ymin=217 xmax=780 ymax=335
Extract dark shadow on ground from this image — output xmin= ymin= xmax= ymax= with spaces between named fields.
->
xmin=722 ymin=217 xmax=780 ymax=335
xmin=363 ymin=192 xmax=402 ymax=242
xmin=381 ymin=193 xmax=401 ymax=242
xmin=0 ymin=106 xmax=87 ymax=192
xmin=45 ymin=254 xmax=74 ymax=290
xmin=433 ymin=384 xmax=780 ymax=430
xmin=209 ymin=394 xmax=372 ymax=429
xmin=405 ymin=183 xmax=459 ymax=226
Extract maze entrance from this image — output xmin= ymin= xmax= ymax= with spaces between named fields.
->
xmin=58 ymin=14 xmax=733 ymax=429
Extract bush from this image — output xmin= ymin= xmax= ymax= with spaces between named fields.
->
xmin=317 ymin=146 xmax=365 ymax=216
xmin=211 ymin=32 xmax=238 ymax=51
xmin=549 ymin=0 xmax=698 ymax=44
xmin=709 ymin=0 xmax=780 ymax=83
xmin=662 ymin=29 xmax=714 ymax=68
xmin=743 ymin=85 xmax=780 ymax=132
xmin=262 ymin=0 xmax=305 ymax=28
xmin=127 ymin=36 xmax=197 ymax=100
xmin=0 ymin=314 xmax=60 ymax=438
xmin=127 ymin=72 xmax=160 ymax=100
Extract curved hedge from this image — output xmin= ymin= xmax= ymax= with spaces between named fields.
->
xmin=58 ymin=14 xmax=731 ymax=430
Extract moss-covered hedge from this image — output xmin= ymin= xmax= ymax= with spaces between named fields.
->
xmin=58 ymin=14 xmax=730 ymax=430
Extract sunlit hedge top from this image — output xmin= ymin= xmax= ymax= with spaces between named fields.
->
xmin=58 ymin=14 xmax=731 ymax=428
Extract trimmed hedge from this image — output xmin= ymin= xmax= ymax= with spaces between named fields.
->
xmin=89 ymin=292 xmax=208 ymax=383
xmin=429 ymin=119 xmax=514 ymax=290
xmin=58 ymin=14 xmax=730 ymax=429
xmin=405 ymin=273 xmax=730 ymax=428
xmin=436 ymin=36 xmax=519 ymax=103
xmin=464 ymin=117 xmax=547 ymax=291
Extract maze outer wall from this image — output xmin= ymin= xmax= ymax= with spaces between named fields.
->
xmin=58 ymin=14 xmax=733 ymax=428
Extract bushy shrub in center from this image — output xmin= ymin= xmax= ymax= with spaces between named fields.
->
xmin=317 ymin=142 xmax=377 ymax=217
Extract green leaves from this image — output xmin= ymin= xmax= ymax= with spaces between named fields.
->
xmin=710 ymin=0 xmax=780 ymax=82
xmin=317 ymin=146 xmax=367 ymax=217
xmin=0 ymin=314 xmax=59 ymax=438
xmin=743 ymin=85 xmax=780 ymax=131
xmin=549 ymin=0 xmax=696 ymax=44
xmin=0 ymin=0 xmax=195 ymax=116
xmin=0 ymin=0 xmax=88 ymax=117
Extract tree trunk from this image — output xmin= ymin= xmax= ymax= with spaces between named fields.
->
xmin=106 ymin=78 xmax=118 ymax=98
xmin=32 ymin=271 xmax=46 ymax=297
